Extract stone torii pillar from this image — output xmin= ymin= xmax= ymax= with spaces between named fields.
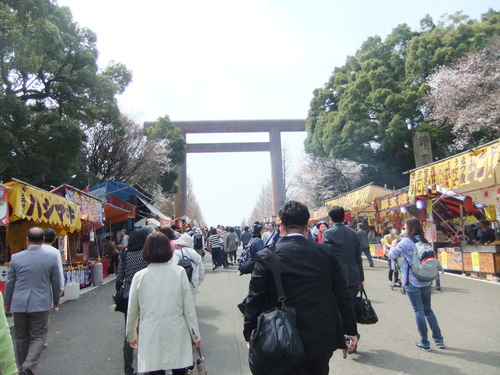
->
xmin=145 ymin=119 xmax=306 ymax=218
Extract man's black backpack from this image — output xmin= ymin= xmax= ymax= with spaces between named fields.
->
xmin=178 ymin=249 xmax=194 ymax=282
xmin=193 ymin=233 xmax=203 ymax=250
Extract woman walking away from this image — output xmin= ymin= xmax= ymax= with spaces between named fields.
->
xmin=226 ymin=227 xmax=240 ymax=264
xmin=115 ymin=226 xmax=154 ymax=375
xmin=208 ymin=228 xmax=224 ymax=271
xmin=126 ymin=232 xmax=201 ymax=375
xmin=172 ymin=233 xmax=206 ymax=302
xmin=389 ymin=218 xmax=445 ymax=351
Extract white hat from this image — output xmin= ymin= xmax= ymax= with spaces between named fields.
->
xmin=174 ymin=233 xmax=193 ymax=248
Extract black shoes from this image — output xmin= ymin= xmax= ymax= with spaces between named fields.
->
xmin=415 ymin=342 xmax=431 ymax=351
xmin=19 ymin=367 xmax=34 ymax=375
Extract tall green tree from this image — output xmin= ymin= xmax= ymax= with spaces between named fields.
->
xmin=305 ymin=10 xmax=500 ymax=189
xmin=144 ymin=115 xmax=187 ymax=194
xmin=0 ymin=0 xmax=132 ymax=188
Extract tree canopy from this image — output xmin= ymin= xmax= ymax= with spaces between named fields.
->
xmin=0 ymin=0 xmax=132 ymax=188
xmin=305 ymin=9 xmax=500 ymax=190
xmin=0 ymin=0 xmax=186 ymax=197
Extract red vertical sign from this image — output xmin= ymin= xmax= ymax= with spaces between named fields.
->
xmin=0 ymin=186 xmax=9 ymax=225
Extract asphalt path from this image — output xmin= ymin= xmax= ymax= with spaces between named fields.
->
xmin=10 ymin=253 xmax=500 ymax=375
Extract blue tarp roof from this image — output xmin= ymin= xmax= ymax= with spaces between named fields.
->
xmin=89 ymin=181 xmax=147 ymax=202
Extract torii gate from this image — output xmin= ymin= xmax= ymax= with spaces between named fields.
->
xmin=166 ymin=119 xmax=306 ymax=217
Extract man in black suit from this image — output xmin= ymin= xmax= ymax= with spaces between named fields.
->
xmin=322 ymin=206 xmax=364 ymax=300
xmin=322 ymin=206 xmax=364 ymax=352
xmin=243 ymin=201 xmax=358 ymax=375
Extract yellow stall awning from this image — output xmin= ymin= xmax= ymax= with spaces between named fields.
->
xmin=5 ymin=180 xmax=82 ymax=253
xmin=324 ymin=184 xmax=392 ymax=216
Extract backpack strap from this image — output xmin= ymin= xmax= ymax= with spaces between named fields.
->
xmin=409 ymin=236 xmax=418 ymax=244
xmin=180 ymin=248 xmax=195 ymax=263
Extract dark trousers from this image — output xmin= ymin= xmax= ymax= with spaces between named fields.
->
xmin=292 ymin=357 xmax=330 ymax=375
xmin=388 ymin=258 xmax=399 ymax=283
xmin=362 ymin=247 xmax=374 ymax=266
xmin=148 ymin=369 xmax=185 ymax=374
xmin=110 ymin=253 xmax=119 ymax=274
xmin=14 ymin=310 xmax=50 ymax=372
xmin=124 ymin=314 xmax=135 ymax=375
xmin=211 ymin=247 xmax=223 ymax=267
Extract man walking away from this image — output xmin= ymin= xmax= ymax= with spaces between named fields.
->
xmin=244 ymin=201 xmax=358 ymax=375
xmin=357 ymin=223 xmax=374 ymax=267
xmin=42 ymin=228 xmax=65 ymax=293
xmin=240 ymin=226 xmax=252 ymax=249
xmin=104 ymin=236 xmax=119 ymax=274
xmin=322 ymin=206 xmax=364 ymax=350
xmin=4 ymin=227 xmax=61 ymax=375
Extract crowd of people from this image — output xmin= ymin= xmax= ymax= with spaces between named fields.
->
xmin=1 ymin=200 xmax=452 ymax=375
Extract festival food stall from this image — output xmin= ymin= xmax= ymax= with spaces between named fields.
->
xmin=373 ymin=187 xmax=412 ymax=257
xmin=408 ymin=139 xmax=500 ymax=278
xmin=325 ymin=184 xmax=392 ymax=257
xmin=51 ymin=184 xmax=130 ymax=283
xmin=324 ymin=183 xmax=391 ymax=222
xmin=0 ymin=180 xmax=82 ymax=294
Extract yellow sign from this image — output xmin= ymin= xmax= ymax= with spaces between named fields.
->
xmin=408 ymin=140 xmax=500 ymax=201
xmin=471 ymin=252 xmax=480 ymax=272
xmin=440 ymin=252 xmax=448 ymax=270
xmin=6 ymin=180 xmax=81 ymax=230
xmin=325 ymin=185 xmax=389 ymax=213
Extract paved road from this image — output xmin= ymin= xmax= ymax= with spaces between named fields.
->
xmin=12 ymin=254 xmax=500 ymax=374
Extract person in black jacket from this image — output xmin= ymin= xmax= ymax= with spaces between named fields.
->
xmin=243 ymin=201 xmax=358 ymax=375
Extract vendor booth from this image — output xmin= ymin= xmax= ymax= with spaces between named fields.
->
xmin=408 ymin=139 xmax=500 ymax=278
xmin=324 ymin=184 xmax=391 ymax=258
xmin=51 ymin=184 xmax=130 ymax=282
xmin=0 ymin=180 xmax=82 ymax=294
xmin=324 ymin=183 xmax=392 ymax=222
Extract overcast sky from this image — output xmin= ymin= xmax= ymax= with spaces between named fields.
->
xmin=58 ymin=0 xmax=496 ymax=226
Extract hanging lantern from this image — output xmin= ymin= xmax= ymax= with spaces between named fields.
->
xmin=418 ymin=209 xmax=426 ymax=222
xmin=345 ymin=211 xmax=352 ymax=222
xmin=395 ymin=216 xmax=402 ymax=229
xmin=464 ymin=196 xmax=474 ymax=213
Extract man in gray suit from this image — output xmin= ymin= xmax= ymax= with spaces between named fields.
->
xmin=357 ymin=223 xmax=374 ymax=267
xmin=4 ymin=227 xmax=61 ymax=375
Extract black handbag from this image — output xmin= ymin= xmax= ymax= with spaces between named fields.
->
xmin=248 ymin=245 xmax=305 ymax=375
xmin=354 ymin=286 xmax=378 ymax=324
xmin=113 ymin=252 xmax=130 ymax=313
xmin=113 ymin=282 xmax=130 ymax=313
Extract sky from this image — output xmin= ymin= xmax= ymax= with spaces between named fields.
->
xmin=57 ymin=0 xmax=496 ymax=226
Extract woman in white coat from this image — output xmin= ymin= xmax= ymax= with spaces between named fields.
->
xmin=172 ymin=233 xmax=205 ymax=302
xmin=126 ymin=232 xmax=201 ymax=375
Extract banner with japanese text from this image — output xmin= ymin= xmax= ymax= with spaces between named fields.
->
xmin=408 ymin=140 xmax=500 ymax=202
xmin=108 ymin=194 xmax=135 ymax=218
xmin=6 ymin=181 xmax=81 ymax=230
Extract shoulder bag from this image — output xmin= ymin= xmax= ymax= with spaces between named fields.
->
xmin=113 ymin=251 xmax=130 ymax=313
xmin=354 ymin=286 xmax=378 ymax=324
xmin=248 ymin=245 xmax=305 ymax=375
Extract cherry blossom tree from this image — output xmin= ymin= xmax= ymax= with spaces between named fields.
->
xmin=425 ymin=37 xmax=500 ymax=150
